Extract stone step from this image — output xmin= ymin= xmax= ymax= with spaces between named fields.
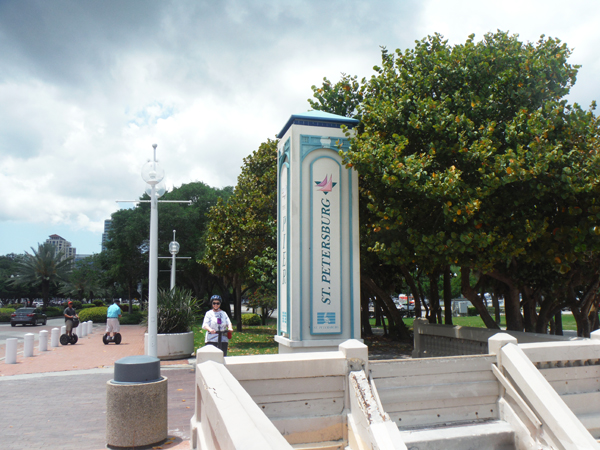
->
xmin=291 ymin=440 xmax=346 ymax=450
xmin=399 ymin=420 xmax=515 ymax=450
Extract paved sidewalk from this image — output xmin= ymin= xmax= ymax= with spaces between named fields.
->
xmin=0 ymin=324 xmax=194 ymax=450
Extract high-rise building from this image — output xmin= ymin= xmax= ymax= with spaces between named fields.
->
xmin=46 ymin=234 xmax=76 ymax=260
xmin=102 ymin=219 xmax=112 ymax=251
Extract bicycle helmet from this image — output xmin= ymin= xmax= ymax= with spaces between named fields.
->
xmin=210 ymin=295 xmax=222 ymax=302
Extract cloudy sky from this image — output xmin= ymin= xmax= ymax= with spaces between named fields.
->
xmin=1 ymin=0 xmax=599 ymax=256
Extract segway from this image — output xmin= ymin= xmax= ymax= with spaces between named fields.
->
xmin=103 ymin=332 xmax=122 ymax=345
xmin=60 ymin=318 xmax=79 ymax=345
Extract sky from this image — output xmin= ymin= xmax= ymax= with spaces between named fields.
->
xmin=1 ymin=0 xmax=599 ymax=256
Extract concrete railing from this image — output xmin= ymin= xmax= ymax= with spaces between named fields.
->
xmin=413 ymin=318 xmax=579 ymax=358
xmin=370 ymin=353 xmax=500 ymax=429
xmin=192 ymin=356 xmax=293 ymax=450
xmin=347 ymin=369 xmax=407 ymax=450
xmin=191 ymin=340 xmax=373 ymax=450
xmin=490 ymin=333 xmax=600 ymax=449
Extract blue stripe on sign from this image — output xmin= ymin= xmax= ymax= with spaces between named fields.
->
xmin=317 ymin=312 xmax=336 ymax=325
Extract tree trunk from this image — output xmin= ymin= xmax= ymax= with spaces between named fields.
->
xmin=428 ymin=270 xmax=441 ymax=324
xmin=491 ymin=291 xmax=501 ymax=325
xmin=232 ymin=274 xmax=243 ymax=332
xmin=487 ymin=269 xmax=523 ymax=331
xmin=461 ymin=267 xmax=499 ymax=329
xmin=361 ymin=289 xmax=373 ymax=337
xmin=554 ymin=311 xmax=563 ymax=335
xmin=400 ymin=266 xmax=423 ymax=319
xmin=443 ymin=266 xmax=453 ymax=326
xmin=362 ymin=277 xmax=411 ymax=340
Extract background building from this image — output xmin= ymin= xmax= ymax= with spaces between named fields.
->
xmin=45 ymin=234 xmax=76 ymax=260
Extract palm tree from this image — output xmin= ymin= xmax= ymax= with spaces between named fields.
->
xmin=10 ymin=242 xmax=73 ymax=307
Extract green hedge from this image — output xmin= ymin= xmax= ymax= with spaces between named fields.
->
xmin=78 ymin=306 xmax=108 ymax=323
xmin=2 ymin=304 xmax=23 ymax=310
xmin=93 ymin=300 xmax=105 ymax=307
xmin=0 ymin=308 xmax=14 ymax=322
xmin=120 ymin=304 xmax=140 ymax=313
xmin=43 ymin=307 xmax=64 ymax=317
xmin=241 ymin=313 xmax=261 ymax=326
xmin=120 ymin=311 xmax=145 ymax=324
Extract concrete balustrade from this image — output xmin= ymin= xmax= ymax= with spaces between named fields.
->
xmin=39 ymin=330 xmax=48 ymax=352
xmin=5 ymin=338 xmax=17 ymax=364
xmin=412 ymin=318 xmax=578 ymax=358
xmin=51 ymin=328 xmax=59 ymax=347
xmin=24 ymin=333 xmax=34 ymax=357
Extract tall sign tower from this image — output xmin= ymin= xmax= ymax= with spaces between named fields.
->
xmin=275 ymin=111 xmax=361 ymax=353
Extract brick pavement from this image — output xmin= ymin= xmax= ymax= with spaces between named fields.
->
xmin=0 ymin=324 xmax=194 ymax=450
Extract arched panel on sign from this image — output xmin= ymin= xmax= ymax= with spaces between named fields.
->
xmin=278 ymin=160 xmax=290 ymax=336
xmin=309 ymin=155 xmax=342 ymax=335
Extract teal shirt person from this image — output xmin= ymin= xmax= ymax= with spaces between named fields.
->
xmin=107 ymin=303 xmax=122 ymax=318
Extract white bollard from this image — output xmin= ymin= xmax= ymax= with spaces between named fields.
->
xmin=81 ymin=321 xmax=87 ymax=337
xmin=87 ymin=321 xmax=93 ymax=334
xmin=24 ymin=333 xmax=34 ymax=357
xmin=39 ymin=330 xmax=48 ymax=352
xmin=5 ymin=338 xmax=17 ymax=364
xmin=51 ymin=328 xmax=60 ymax=347
xmin=61 ymin=325 xmax=66 ymax=335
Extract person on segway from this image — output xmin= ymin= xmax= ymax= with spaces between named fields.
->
xmin=104 ymin=299 xmax=122 ymax=344
xmin=202 ymin=295 xmax=233 ymax=355
xmin=64 ymin=301 xmax=79 ymax=338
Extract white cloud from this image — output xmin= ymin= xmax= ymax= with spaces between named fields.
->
xmin=0 ymin=0 xmax=598 ymax=254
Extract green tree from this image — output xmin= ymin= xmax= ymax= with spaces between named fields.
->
xmin=341 ymin=32 xmax=600 ymax=332
xmin=0 ymin=254 xmax=33 ymax=304
xmin=203 ymin=139 xmax=278 ymax=331
xmin=104 ymin=207 xmax=148 ymax=308
xmin=310 ymin=31 xmax=600 ymax=333
xmin=60 ymin=254 xmax=107 ymax=301
xmin=9 ymin=242 xmax=73 ymax=307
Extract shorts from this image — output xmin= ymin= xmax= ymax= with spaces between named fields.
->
xmin=106 ymin=318 xmax=120 ymax=333
xmin=65 ymin=319 xmax=73 ymax=333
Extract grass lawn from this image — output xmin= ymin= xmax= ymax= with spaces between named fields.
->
xmin=373 ymin=313 xmax=578 ymax=331
xmin=193 ymin=313 xmax=579 ymax=357
xmin=193 ymin=319 xmax=278 ymax=356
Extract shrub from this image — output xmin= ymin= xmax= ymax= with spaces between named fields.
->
xmin=0 ymin=308 xmax=14 ymax=322
xmin=143 ymin=287 xmax=199 ymax=334
xmin=3 ymin=303 xmax=22 ymax=310
xmin=43 ymin=307 xmax=64 ymax=317
xmin=241 ymin=313 xmax=262 ymax=326
xmin=70 ymin=300 xmax=83 ymax=310
xmin=121 ymin=311 xmax=144 ymax=325
xmin=467 ymin=307 xmax=478 ymax=316
xmin=78 ymin=306 xmax=108 ymax=323
xmin=81 ymin=304 xmax=96 ymax=309
xmin=93 ymin=300 xmax=105 ymax=307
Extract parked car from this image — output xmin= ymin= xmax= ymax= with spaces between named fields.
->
xmin=10 ymin=308 xmax=47 ymax=327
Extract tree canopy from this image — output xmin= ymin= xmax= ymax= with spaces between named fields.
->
xmin=203 ymin=139 xmax=278 ymax=330
xmin=9 ymin=242 xmax=73 ymax=307
xmin=311 ymin=31 xmax=600 ymax=334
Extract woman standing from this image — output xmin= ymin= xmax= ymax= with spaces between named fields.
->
xmin=202 ymin=295 xmax=233 ymax=355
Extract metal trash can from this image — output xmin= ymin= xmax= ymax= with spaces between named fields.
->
xmin=106 ymin=355 xmax=168 ymax=448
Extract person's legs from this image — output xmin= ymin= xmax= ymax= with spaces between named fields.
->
xmin=66 ymin=319 xmax=73 ymax=336
xmin=219 ymin=342 xmax=229 ymax=356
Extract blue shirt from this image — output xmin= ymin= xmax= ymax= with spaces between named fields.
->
xmin=107 ymin=304 xmax=122 ymax=318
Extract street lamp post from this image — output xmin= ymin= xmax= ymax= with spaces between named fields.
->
xmin=141 ymin=144 xmax=165 ymax=358
xmin=169 ymin=230 xmax=180 ymax=291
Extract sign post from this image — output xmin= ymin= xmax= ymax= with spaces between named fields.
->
xmin=275 ymin=111 xmax=361 ymax=353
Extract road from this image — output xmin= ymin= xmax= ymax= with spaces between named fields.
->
xmin=0 ymin=317 xmax=67 ymax=346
